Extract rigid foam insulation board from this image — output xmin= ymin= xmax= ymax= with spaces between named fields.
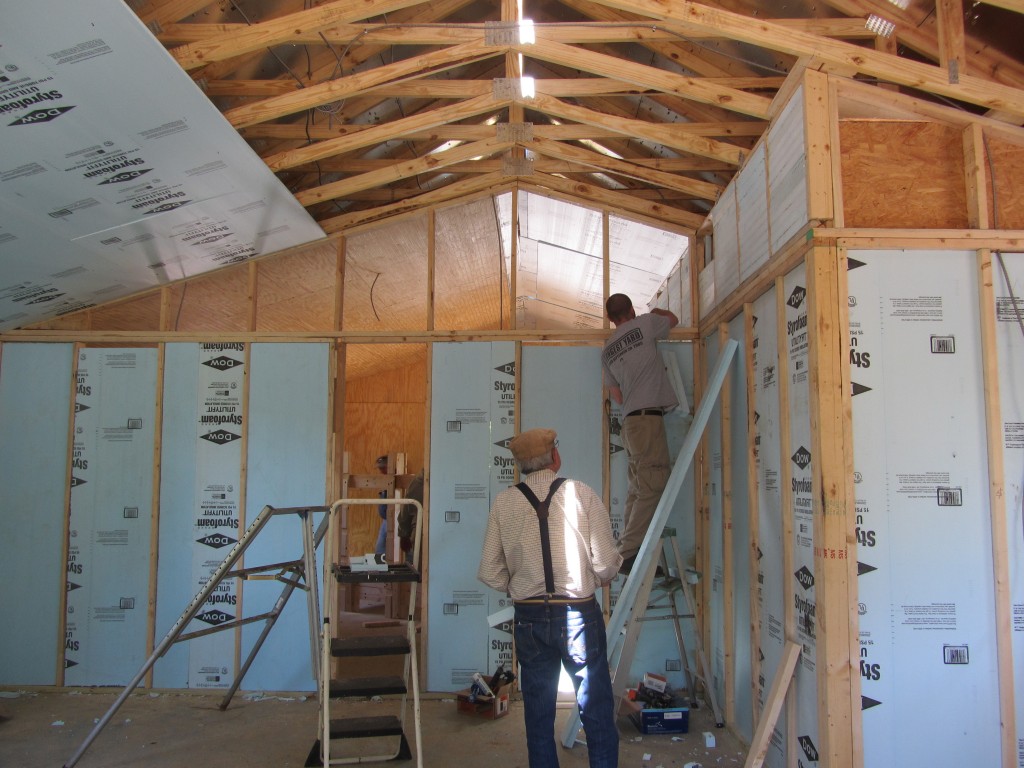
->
xmin=0 ymin=343 xmax=73 ymax=685
xmin=154 ymin=343 xmax=244 ymax=690
xmin=0 ymin=0 xmax=324 ymax=331
xmin=66 ymin=348 xmax=158 ymax=685
xmin=750 ymin=286 xmax=790 ymax=768
xmin=153 ymin=342 xmax=327 ymax=692
xmin=766 ymin=87 xmax=809 ymax=254
xmin=704 ymin=331 xmax=726 ymax=709
xmin=713 ymin=187 xmax=741 ymax=306
xmin=737 ymin=143 xmax=771 ymax=285
xmin=726 ymin=311 xmax=754 ymax=741
xmin=781 ymin=264 xmax=819 ymax=764
xmin=428 ymin=342 xmax=517 ymax=691
xmin=848 ymin=251 xmax=1001 ymax=767
xmin=699 ymin=261 xmax=716 ymax=321
xmin=240 ymin=343 xmax=329 ymax=692
xmin=993 ymin=251 xmax=1024 ymax=766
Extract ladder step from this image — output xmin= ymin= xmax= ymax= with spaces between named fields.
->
xmin=332 ymin=562 xmax=421 ymax=584
xmin=330 ymin=676 xmax=407 ymax=698
xmin=328 ymin=715 xmax=406 ymax=739
xmin=331 ymin=634 xmax=410 ymax=657
xmin=304 ymin=731 xmax=412 ymax=766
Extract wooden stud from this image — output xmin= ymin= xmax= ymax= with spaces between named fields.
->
xmin=935 ymin=0 xmax=967 ymax=85
xmin=872 ymin=34 xmax=899 ymax=92
xmin=827 ymin=78 xmax=847 ymax=230
xmin=235 ymin=341 xmax=252 ymax=678
xmin=743 ymin=642 xmax=802 ymax=768
xmin=419 ymin=340 xmax=433 ymax=692
xmin=247 ymin=261 xmax=258 ymax=332
xmin=803 ymin=69 xmax=835 ymax=225
xmin=805 ymin=244 xmax=859 ymax=768
xmin=743 ymin=302 xmax=762 ymax=724
xmin=718 ymin=322 xmax=736 ymax=725
xmin=976 ymin=249 xmax=1019 ymax=768
xmin=427 ymin=211 xmax=436 ymax=332
xmin=773 ymin=278 xmax=797 ymax=768
xmin=697 ymin=335 xmax=713 ymax=671
xmin=144 ymin=343 xmax=167 ymax=689
xmin=963 ymin=124 xmax=991 ymax=230
xmin=56 ymin=342 xmax=83 ymax=686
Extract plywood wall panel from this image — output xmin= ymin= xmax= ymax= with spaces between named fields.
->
xmin=986 ymin=136 xmax=1024 ymax=229
xmin=255 ymin=242 xmax=337 ymax=332
xmin=839 ymin=121 xmax=968 ymax=229
xmin=173 ymin=267 xmax=250 ymax=332
xmin=89 ymin=293 xmax=163 ymax=330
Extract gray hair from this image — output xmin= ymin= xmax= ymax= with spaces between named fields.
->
xmin=518 ymin=450 xmax=554 ymax=475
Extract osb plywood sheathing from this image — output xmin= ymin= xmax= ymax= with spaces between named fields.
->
xmin=838 ymin=121 xmax=968 ymax=230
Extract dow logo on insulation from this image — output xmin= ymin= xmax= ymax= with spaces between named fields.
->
xmin=799 ymin=735 xmax=819 ymax=763
xmin=9 ymin=105 xmax=75 ymax=125
xmin=202 ymin=356 xmax=243 ymax=371
xmin=195 ymin=610 xmax=234 ymax=626
xmin=201 ymin=429 xmax=241 ymax=445
xmin=197 ymin=534 xmax=237 ymax=549
xmin=787 ymin=286 xmax=806 ymax=309
xmin=795 ymin=566 xmax=814 ymax=591
xmin=791 ymin=446 xmax=812 ymax=470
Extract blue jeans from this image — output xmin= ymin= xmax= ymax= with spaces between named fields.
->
xmin=513 ymin=598 xmax=619 ymax=768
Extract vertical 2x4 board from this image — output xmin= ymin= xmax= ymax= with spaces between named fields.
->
xmin=848 ymin=250 xmax=1001 ymax=767
xmin=0 ymin=343 xmax=73 ymax=685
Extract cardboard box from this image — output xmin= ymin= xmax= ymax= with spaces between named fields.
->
xmin=621 ymin=692 xmax=689 ymax=734
xmin=456 ymin=688 xmax=510 ymax=720
xmin=642 ymin=672 xmax=668 ymax=693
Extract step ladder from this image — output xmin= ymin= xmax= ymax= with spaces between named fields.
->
xmin=307 ymin=496 xmax=424 ymax=768
xmin=64 ymin=504 xmax=330 ymax=768
xmin=561 ymin=338 xmax=738 ymax=748
xmin=613 ymin=528 xmax=723 ymax=726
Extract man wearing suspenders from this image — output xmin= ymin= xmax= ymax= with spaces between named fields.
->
xmin=478 ymin=428 xmax=622 ymax=768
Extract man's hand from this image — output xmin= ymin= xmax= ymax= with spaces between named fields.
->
xmin=651 ymin=307 xmax=679 ymax=327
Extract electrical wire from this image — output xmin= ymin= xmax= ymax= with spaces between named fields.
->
xmin=369 ymin=271 xmax=382 ymax=321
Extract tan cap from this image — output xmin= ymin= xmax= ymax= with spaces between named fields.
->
xmin=508 ymin=428 xmax=557 ymax=463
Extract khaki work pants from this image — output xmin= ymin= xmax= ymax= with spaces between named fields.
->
xmin=618 ymin=414 xmax=671 ymax=559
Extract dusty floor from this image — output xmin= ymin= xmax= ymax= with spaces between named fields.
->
xmin=0 ymin=686 xmax=747 ymax=768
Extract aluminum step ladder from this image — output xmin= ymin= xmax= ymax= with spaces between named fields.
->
xmin=561 ymin=338 xmax=737 ymax=748
xmin=307 ymin=496 xmax=424 ymax=768
xmin=613 ymin=528 xmax=723 ymax=726
xmin=64 ymin=504 xmax=330 ymax=768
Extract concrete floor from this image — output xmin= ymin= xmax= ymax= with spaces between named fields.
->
xmin=0 ymin=686 xmax=747 ymax=768
xmin=1 ymin=598 xmax=749 ymax=768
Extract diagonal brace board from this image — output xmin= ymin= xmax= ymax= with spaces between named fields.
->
xmin=561 ymin=338 xmax=738 ymax=748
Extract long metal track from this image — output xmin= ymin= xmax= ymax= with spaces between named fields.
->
xmin=560 ymin=339 xmax=738 ymax=748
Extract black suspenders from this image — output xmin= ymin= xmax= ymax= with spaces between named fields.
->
xmin=515 ymin=477 xmax=567 ymax=594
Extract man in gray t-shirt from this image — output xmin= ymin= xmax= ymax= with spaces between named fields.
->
xmin=601 ymin=293 xmax=678 ymax=575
